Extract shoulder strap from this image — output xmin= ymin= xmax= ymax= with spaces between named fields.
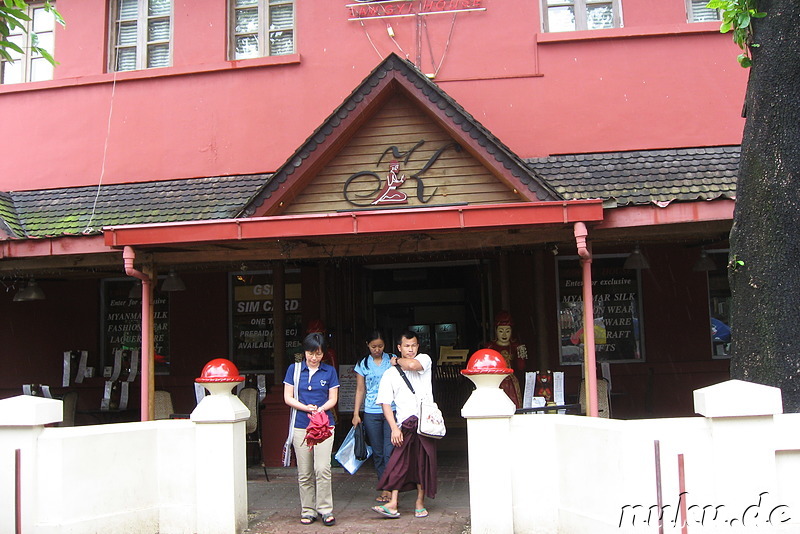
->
xmin=293 ymin=361 xmax=302 ymax=400
xmin=395 ymin=364 xmax=415 ymax=395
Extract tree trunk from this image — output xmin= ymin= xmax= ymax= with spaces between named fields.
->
xmin=729 ymin=0 xmax=800 ymax=411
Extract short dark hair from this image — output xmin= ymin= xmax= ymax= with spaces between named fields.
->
xmin=397 ymin=330 xmax=418 ymax=346
xmin=302 ymin=332 xmax=326 ymax=353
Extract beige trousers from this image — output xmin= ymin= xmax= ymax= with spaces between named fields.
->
xmin=292 ymin=427 xmax=334 ymax=517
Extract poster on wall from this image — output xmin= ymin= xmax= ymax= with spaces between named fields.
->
xmin=229 ymin=270 xmax=303 ymax=373
xmin=102 ymin=279 xmax=171 ymax=375
xmin=557 ymin=255 xmax=644 ymax=365
xmin=338 ymin=364 xmax=358 ymax=413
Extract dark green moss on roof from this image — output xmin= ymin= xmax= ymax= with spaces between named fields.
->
xmin=527 ymin=146 xmax=739 ymax=206
xmin=3 ymin=174 xmax=267 ymax=238
xmin=0 ymin=192 xmax=23 ymax=238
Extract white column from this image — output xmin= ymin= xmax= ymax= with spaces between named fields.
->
xmin=191 ymin=382 xmax=250 ymax=534
xmin=0 ymin=395 xmax=62 ymax=533
xmin=462 ymin=374 xmax=516 ymax=534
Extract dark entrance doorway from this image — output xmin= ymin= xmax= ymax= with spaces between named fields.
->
xmin=369 ymin=260 xmax=486 ymax=357
xmin=366 ymin=261 xmax=486 ymax=452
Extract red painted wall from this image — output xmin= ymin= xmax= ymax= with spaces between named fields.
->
xmin=1 ymin=0 xmax=746 ymax=191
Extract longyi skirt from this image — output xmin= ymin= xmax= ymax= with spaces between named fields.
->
xmin=376 ymin=415 xmax=438 ymax=499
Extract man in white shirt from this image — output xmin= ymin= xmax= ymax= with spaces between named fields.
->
xmin=371 ymin=330 xmax=438 ymax=519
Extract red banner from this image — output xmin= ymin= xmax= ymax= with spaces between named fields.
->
xmin=347 ymin=0 xmax=486 ymax=20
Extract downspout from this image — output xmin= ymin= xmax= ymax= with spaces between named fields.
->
xmin=574 ymin=223 xmax=598 ymax=417
xmin=123 ymin=246 xmax=153 ymax=421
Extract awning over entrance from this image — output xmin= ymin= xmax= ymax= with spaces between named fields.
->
xmin=103 ymin=200 xmax=605 ymax=248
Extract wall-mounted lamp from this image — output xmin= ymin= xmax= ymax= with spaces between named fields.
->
xmin=161 ymin=269 xmax=186 ymax=292
xmin=13 ymin=278 xmax=46 ymax=301
xmin=693 ymin=250 xmax=717 ymax=271
xmin=623 ymin=245 xmax=650 ymax=270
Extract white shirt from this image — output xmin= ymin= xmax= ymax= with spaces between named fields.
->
xmin=376 ymin=353 xmax=433 ymax=424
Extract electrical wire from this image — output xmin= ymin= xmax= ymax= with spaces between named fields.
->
xmin=359 ymin=20 xmax=384 ymax=60
xmin=424 ymin=13 xmax=457 ymax=78
xmin=82 ymin=69 xmax=118 ymax=234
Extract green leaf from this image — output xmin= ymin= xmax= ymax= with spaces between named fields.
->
xmin=720 ymin=21 xmax=732 ymax=33
xmin=737 ymin=12 xmax=750 ymax=26
xmin=0 ymin=39 xmax=23 ymax=54
xmin=34 ymin=46 xmax=58 ymax=65
xmin=737 ymin=54 xmax=752 ymax=68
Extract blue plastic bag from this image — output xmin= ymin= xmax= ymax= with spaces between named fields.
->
xmin=334 ymin=424 xmax=373 ymax=474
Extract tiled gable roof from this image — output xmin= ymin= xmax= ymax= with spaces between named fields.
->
xmin=3 ymin=175 xmax=267 ymax=239
xmin=239 ymin=53 xmax=561 ymax=216
xmin=527 ymin=146 xmax=739 ymax=206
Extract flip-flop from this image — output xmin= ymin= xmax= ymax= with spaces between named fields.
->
xmin=371 ymin=505 xmax=400 ymax=518
xmin=415 ymin=508 xmax=429 ymax=518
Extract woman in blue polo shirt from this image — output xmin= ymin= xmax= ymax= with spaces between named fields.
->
xmin=284 ymin=332 xmax=340 ymax=527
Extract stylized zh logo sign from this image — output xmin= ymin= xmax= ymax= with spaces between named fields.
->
xmin=343 ymin=140 xmax=462 ymax=207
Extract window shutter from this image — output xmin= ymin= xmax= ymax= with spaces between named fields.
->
xmin=268 ymin=3 xmax=295 ymax=55
xmin=690 ymin=0 xmax=720 ymax=22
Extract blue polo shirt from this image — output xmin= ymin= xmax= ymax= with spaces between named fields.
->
xmin=284 ymin=361 xmax=340 ymax=429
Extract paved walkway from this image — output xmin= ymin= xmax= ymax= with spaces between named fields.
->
xmin=244 ymin=451 xmax=471 ymax=534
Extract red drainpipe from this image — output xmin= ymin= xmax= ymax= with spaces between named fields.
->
xmin=573 ymin=223 xmax=598 ymax=417
xmin=123 ymin=246 xmax=152 ymax=421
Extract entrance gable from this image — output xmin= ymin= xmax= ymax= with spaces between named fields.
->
xmin=239 ymin=53 xmax=561 ymax=218
xmin=283 ymin=94 xmax=524 ymax=215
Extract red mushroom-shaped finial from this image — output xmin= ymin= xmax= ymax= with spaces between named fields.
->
xmin=461 ymin=349 xmax=513 ymax=376
xmin=196 ymin=358 xmax=245 ymax=383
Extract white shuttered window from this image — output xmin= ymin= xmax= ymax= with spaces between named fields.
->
xmin=687 ymin=0 xmax=721 ymax=22
xmin=230 ymin=0 xmax=295 ymax=60
xmin=110 ymin=0 xmax=172 ymax=72
xmin=542 ymin=0 xmax=622 ymax=33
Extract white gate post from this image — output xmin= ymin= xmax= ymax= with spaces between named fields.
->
xmin=192 ymin=359 xmax=250 ymax=534
xmin=461 ymin=350 xmax=517 ymax=534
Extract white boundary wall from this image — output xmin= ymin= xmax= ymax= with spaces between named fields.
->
xmin=466 ymin=379 xmax=800 ymax=534
xmin=0 ymin=392 xmax=248 ymax=534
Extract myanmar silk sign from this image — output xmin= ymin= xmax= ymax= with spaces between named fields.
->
xmin=347 ymin=0 xmax=486 ymax=20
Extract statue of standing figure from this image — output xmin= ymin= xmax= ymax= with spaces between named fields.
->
xmin=483 ymin=311 xmax=527 ymax=408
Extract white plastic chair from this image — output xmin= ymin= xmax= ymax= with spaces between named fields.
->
xmin=239 ymin=387 xmax=268 ymax=480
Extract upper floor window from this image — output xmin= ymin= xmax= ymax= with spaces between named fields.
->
xmin=1 ymin=2 xmax=57 ymax=84
xmin=230 ymin=0 xmax=295 ymax=60
xmin=109 ymin=0 xmax=172 ymax=72
xmin=541 ymin=0 xmax=622 ymax=32
xmin=687 ymin=0 xmax=721 ymax=22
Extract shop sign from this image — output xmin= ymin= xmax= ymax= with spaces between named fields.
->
xmin=229 ymin=271 xmax=304 ymax=372
xmin=557 ymin=255 xmax=645 ymax=365
xmin=102 ymin=278 xmax=171 ymax=375
xmin=343 ymin=140 xmax=461 ymax=207
xmin=347 ymin=0 xmax=486 ymax=20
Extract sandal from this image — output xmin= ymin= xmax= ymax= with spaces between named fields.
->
xmin=322 ymin=513 xmax=336 ymax=526
xmin=371 ymin=505 xmax=400 ymax=518
xmin=300 ymin=515 xmax=316 ymax=525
